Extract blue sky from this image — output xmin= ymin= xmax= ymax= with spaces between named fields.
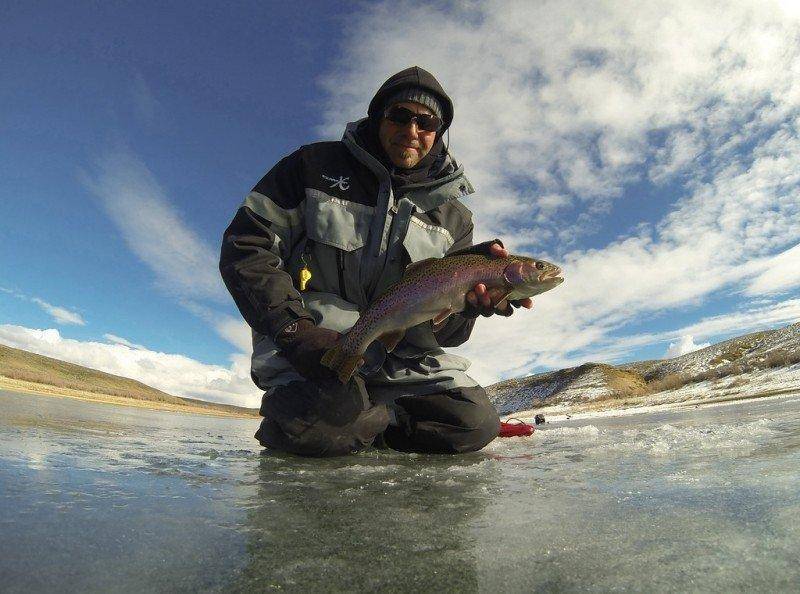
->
xmin=3 ymin=1 xmax=800 ymax=406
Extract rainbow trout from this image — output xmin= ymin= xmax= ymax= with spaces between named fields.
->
xmin=320 ymin=253 xmax=564 ymax=383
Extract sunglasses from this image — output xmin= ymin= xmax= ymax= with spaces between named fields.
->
xmin=383 ymin=106 xmax=443 ymax=132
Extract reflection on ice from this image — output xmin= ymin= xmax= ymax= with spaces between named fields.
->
xmin=1 ymin=389 xmax=800 ymax=592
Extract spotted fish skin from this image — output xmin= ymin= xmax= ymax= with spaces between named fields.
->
xmin=320 ymin=253 xmax=563 ymax=383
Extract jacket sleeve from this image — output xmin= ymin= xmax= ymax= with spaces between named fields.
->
xmin=219 ymin=149 xmax=315 ymax=339
xmin=432 ymin=221 xmax=477 ymax=347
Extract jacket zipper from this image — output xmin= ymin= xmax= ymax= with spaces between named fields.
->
xmin=298 ymin=239 xmax=315 ymax=291
xmin=337 ymin=250 xmax=348 ymax=301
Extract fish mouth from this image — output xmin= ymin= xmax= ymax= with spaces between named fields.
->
xmin=539 ymin=268 xmax=564 ymax=283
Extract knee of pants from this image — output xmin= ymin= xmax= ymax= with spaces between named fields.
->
xmin=458 ymin=386 xmax=501 ymax=422
xmin=440 ymin=386 xmax=501 ymax=453
xmin=256 ymin=403 xmax=390 ymax=457
xmin=387 ymin=386 xmax=501 ymax=454
xmin=459 ymin=412 xmax=501 ymax=452
xmin=260 ymin=376 xmax=376 ymax=427
xmin=441 ymin=412 xmax=500 ymax=454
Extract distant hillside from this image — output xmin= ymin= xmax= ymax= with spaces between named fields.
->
xmin=624 ymin=322 xmax=800 ymax=381
xmin=0 ymin=344 xmax=258 ymax=417
xmin=488 ymin=322 xmax=800 ymax=414
xmin=4 ymin=322 xmax=798 ymax=419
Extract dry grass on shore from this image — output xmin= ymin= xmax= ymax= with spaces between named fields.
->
xmin=0 ymin=376 xmax=257 ymax=418
xmin=0 ymin=344 xmax=258 ymax=418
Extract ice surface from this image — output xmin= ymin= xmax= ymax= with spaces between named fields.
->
xmin=2 ymin=389 xmax=800 ymax=592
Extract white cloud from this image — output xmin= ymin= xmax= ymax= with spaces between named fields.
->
xmin=0 ymin=324 xmax=261 ymax=408
xmin=319 ymin=0 xmax=800 ymax=384
xmin=103 ymin=334 xmax=146 ymax=350
xmin=665 ymin=335 xmax=711 ymax=359
xmin=745 ymin=243 xmax=800 ymax=296
xmin=75 ymin=149 xmax=258 ymax=403
xmin=320 ymin=0 xmax=800 ymax=235
xmin=81 ymin=149 xmax=228 ymax=302
xmin=179 ymin=301 xmax=253 ymax=352
xmin=214 ymin=316 xmax=253 ymax=353
xmin=662 ymin=299 xmax=800 ymax=343
xmin=3 ymin=286 xmax=257 ymax=406
xmin=31 ymin=298 xmax=86 ymax=326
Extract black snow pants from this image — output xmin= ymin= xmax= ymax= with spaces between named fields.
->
xmin=254 ymin=376 xmax=500 ymax=457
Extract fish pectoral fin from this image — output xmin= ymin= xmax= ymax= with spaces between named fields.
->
xmin=404 ymin=258 xmax=438 ymax=275
xmin=432 ymin=308 xmax=453 ymax=326
xmin=377 ymin=329 xmax=405 ymax=353
xmin=491 ymin=289 xmax=514 ymax=310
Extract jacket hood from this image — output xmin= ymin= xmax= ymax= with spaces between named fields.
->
xmin=367 ymin=66 xmax=454 ymax=132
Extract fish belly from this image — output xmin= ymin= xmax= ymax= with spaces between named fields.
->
xmin=389 ymin=284 xmax=464 ymax=330
xmin=353 ymin=279 xmax=469 ymax=355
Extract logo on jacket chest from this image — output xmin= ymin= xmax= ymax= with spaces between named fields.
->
xmin=321 ymin=174 xmax=350 ymax=191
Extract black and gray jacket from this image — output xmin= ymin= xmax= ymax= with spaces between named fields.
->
xmin=220 ymin=68 xmax=480 ymax=390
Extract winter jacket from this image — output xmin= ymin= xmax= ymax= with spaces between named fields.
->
xmin=220 ymin=68 xmax=481 ymax=391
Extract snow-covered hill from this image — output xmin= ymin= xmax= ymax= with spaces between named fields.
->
xmin=627 ymin=322 xmax=800 ymax=380
xmin=488 ymin=322 xmax=800 ymax=415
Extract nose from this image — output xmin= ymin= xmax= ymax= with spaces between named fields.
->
xmin=402 ymin=120 xmax=420 ymax=137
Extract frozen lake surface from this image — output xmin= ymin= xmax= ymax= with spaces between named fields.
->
xmin=2 ymin=389 xmax=799 ymax=592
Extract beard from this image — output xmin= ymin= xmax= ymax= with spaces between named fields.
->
xmin=389 ymin=141 xmax=430 ymax=168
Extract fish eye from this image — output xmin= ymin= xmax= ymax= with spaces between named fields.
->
xmin=535 ymin=261 xmax=545 ymax=270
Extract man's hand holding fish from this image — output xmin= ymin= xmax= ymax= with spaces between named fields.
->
xmin=464 ymin=242 xmax=535 ymax=317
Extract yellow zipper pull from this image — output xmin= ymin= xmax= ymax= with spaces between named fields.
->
xmin=298 ymin=254 xmax=312 ymax=291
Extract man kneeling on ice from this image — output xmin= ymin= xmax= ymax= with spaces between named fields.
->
xmin=220 ymin=66 xmax=533 ymax=456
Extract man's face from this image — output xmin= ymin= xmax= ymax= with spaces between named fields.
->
xmin=378 ymin=101 xmax=438 ymax=169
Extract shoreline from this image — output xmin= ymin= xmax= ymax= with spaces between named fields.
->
xmin=505 ymin=388 xmax=800 ymax=424
xmin=4 ymin=374 xmax=798 ymax=425
xmin=0 ymin=376 xmax=259 ymax=419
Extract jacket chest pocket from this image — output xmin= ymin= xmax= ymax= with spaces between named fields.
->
xmin=305 ymin=189 xmax=370 ymax=251
xmin=295 ymin=189 xmax=372 ymax=303
xmin=402 ymin=215 xmax=455 ymax=262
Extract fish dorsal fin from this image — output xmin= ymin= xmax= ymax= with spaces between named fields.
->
xmin=404 ymin=258 xmax=438 ymax=275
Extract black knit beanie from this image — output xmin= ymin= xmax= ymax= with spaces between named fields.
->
xmin=381 ymin=87 xmax=444 ymax=119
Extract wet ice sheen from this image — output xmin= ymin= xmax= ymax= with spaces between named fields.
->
xmin=1 ymin=390 xmax=799 ymax=592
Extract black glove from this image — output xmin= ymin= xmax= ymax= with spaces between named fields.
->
xmin=275 ymin=319 xmax=341 ymax=381
xmin=447 ymin=238 xmax=505 ymax=258
xmin=462 ymin=299 xmax=516 ymax=319
xmin=450 ymin=239 xmax=522 ymax=318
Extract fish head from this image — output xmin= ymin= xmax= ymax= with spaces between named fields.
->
xmin=503 ymin=256 xmax=564 ymax=299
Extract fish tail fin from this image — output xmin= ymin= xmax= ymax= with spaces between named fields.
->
xmin=320 ymin=342 xmax=341 ymax=371
xmin=336 ymin=354 xmax=363 ymax=384
xmin=320 ymin=343 xmax=361 ymax=384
